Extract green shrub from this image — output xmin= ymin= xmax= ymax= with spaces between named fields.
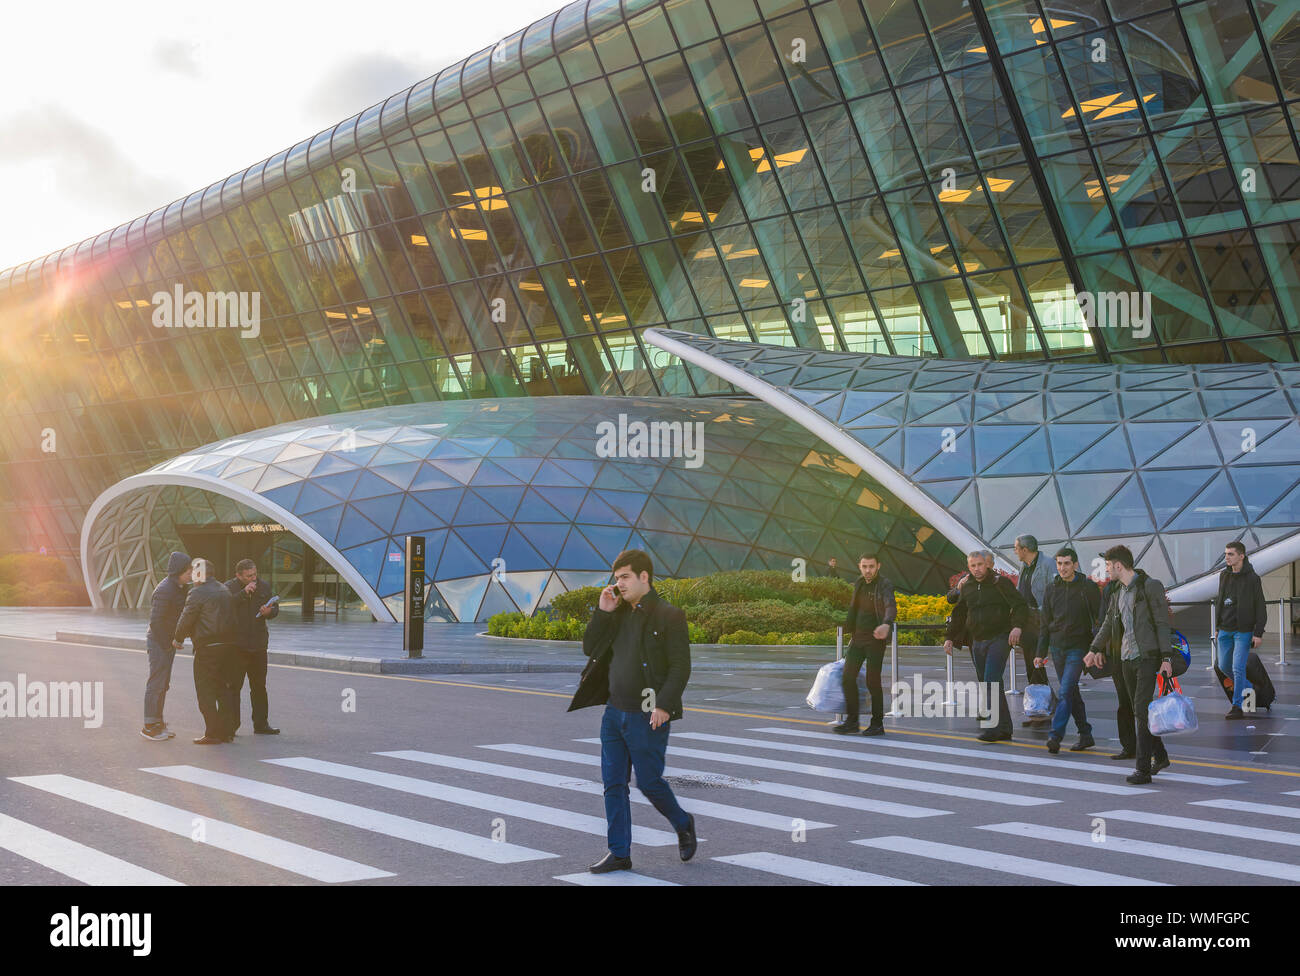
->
xmin=548 ymin=586 xmax=604 ymax=623
xmin=690 ymin=598 xmax=839 ymax=642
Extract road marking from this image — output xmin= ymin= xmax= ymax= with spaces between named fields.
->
xmin=140 ymin=765 xmax=553 ymax=864
xmin=266 ymin=756 xmax=675 ymax=845
xmin=978 ymin=822 xmax=1300 ymax=883
xmin=1091 ymin=808 xmax=1300 ymax=848
xmin=860 ymin=835 xmax=1166 ymax=886
xmin=389 ymin=748 xmax=834 ymax=830
xmin=9 ymin=774 xmax=389 ymax=883
xmin=715 ymin=851 xmax=923 ymax=886
xmin=746 ymin=727 xmax=1244 ymax=786
xmin=555 ymin=871 xmax=678 ymax=886
xmin=564 ymin=740 xmax=1054 ymax=807
xmin=673 ymin=732 xmax=1152 ymax=796
xmin=0 ymin=810 xmax=182 ymax=886
xmin=1191 ymin=798 xmax=1300 ymax=819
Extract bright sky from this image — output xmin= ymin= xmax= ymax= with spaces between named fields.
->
xmin=0 ymin=0 xmax=566 ymax=272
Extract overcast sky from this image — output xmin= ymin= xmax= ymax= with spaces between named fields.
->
xmin=0 ymin=0 xmax=565 ymax=271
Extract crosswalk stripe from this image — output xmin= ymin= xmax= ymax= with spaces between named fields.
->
xmin=747 ymin=727 xmax=1244 ymax=786
xmin=859 ymin=835 xmax=1167 ymax=886
xmin=555 ymin=871 xmax=678 ymax=886
xmin=266 ymin=756 xmax=676 ymax=846
xmin=140 ymin=765 xmax=553 ymax=864
xmin=978 ymin=822 xmax=1300 ymax=882
xmin=1091 ymin=808 xmax=1300 ymax=848
xmin=564 ymin=740 xmax=1054 ymax=807
xmin=9 ymin=774 xmax=390 ymax=883
xmin=715 ymin=851 xmax=924 ymax=886
xmin=386 ymin=748 xmax=832 ymax=831
xmin=1191 ymin=798 xmax=1300 ymax=819
xmin=0 ymin=811 xmax=183 ymax=886
xmin=673 ymin=732 xmax=1152 ymax=796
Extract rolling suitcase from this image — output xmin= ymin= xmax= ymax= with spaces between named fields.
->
xmin=1213 ymin=651 xmax=1276 ymax=711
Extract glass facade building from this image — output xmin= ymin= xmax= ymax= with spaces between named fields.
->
xmin=0 ymin=0 xmax=1296 ymax=614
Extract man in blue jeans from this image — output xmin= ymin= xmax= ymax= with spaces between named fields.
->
xmin=568 ymin=549 xmax=696 ymax=874
xmin=141 ymin=551 xmax=191 ymax=740
xmin=1034 ymin=547 xmax=1100 ymax=754
xmin=943 ymin=550 xmax=1029 ymax=742
xmin=1214 ymin=540 xmax=1267 ymax=718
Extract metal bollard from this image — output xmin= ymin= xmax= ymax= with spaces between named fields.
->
xmin=1207 ymin=602 xmax=1216 ymax=670
xmin=835 ymin=626 xmax=844 ymax=723
xmin=1007 ymin=640 xmax=1020 ymax=696
xmin=889 ymin=625 xmax=903 ymax=716
xmin=942 ymin=649 xmax=956 ymax=716
xmin=1278 ymin=600 xmax=1289 ymax=667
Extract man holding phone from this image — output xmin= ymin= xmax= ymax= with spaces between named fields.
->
xmin=224 ymin=559 xmax=281 ymax=735
xmin=567 ymin=549 xmax=696 ymax=874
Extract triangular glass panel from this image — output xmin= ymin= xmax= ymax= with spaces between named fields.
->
xmin=437 ymin=574 xmax=490 ymax=622
xmin=1057 ymin=471 xmax=1131 ymax=534
xmin=1126 ymin=422 xmax=1198 ymax=466
xmin=1078 ymin=476 xmax=1154 ymax=537
xmin=1060 ymin=427 xmax=1132 ymax=472
xmin=1166 ymin=472 xmax=1245 ymax=531
xmin=1139 ymin=469 xmax=1218 ymax=528
xmin=978 ymin=475 xmax=1050 ymax=542
xmin=1144 ymin=424 xmax=1221 ymax=469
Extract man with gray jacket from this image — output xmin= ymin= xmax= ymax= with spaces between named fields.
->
xmin=142 ymin=551 xmax=191 ymax=740
xmin=174 ymin=559 xmax=238 ymax=745
xmin=1086 ymin=545 xmax=1173 ymax=784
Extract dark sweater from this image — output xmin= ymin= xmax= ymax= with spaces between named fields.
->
xmin=946 ymin=572 xmax=1029 ymax=643
xmin=1038 ymin=573 xmax=1101 ymax=656
xmin=1216 ymin=559 xmax=1267 ymax=637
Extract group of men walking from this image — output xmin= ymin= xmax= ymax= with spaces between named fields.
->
xmin=830 ymin=537 xmax=1269 ymax=788
xmin=143 ymin=552 xmax=280 ymax=744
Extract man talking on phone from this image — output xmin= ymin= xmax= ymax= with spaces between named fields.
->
xmin=567 ymin=549 xmax=696 ymax=874
xmin=224 ymin=559 xmax=281 ymax=735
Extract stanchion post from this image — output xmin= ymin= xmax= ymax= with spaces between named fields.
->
xmin=1277 ymin=599 xmax=1288 ymax=667
xmin=835 ymin=626 xmax=844 ymax=724
xmin=889 ymin=625 xmax=903 ymax=716
xmin=942 ymin=647 xmax=955 ymax=715
xmin=1007 ymin=638 xmax=1020 ymax=696
xmin=1207 ymin=601 xmax=1216 ymax=670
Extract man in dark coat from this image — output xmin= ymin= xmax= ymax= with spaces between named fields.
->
xmin=1214 ymin=540 xmax=1268 ymax=719
xmin=142 ymin=551 xmax=191 ymax=740
xmin=174 ymin=559 xmax=238 ymax=745
xmin=832 ymin=553 xmax=896 ymax=737
xmin=224 ymin=559 xmax=281 ymax=735
xmin=568 ymin=549 xmax=695 ymax=874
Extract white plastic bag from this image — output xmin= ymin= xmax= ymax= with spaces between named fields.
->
xmin=1023 ymin=682 xmax=1054 ymax=717
xmin=1149 ymin=678 xmax=1198 ymax=735
xmin=806 ymin=660 xmax=846 ymax=712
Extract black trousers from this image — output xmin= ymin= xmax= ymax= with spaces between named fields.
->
xmin=1112 ymin=655 xmax=1137 ymax=755
xmin=1019 ymin=628 xmax=1049 ymax=684
xmin=228 ymin=648 xmax=270 ymax=732
xmin=193 ymin=642 xmax=238 ymax=738
xmin=842 ymin=637 xmax=886 ymax=726
xmin=1122 ymin=657 xmax=1169 ymax=773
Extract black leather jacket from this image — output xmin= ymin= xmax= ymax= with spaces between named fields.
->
xmin=175 ymin=579 xmax=236 ymax=647
xmin=225 ymin=577 xmax=279 ymax=651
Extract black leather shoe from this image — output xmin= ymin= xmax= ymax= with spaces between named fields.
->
xmin=977 ymin=729 xmax=1011 ymax=742
xmin=1151 ymin=756 xmax=1171 ymax=775
xmin=1046 ymin=736 xmax=1061 ymax=754
xmin=1126 ymin=771 xmax=1153 ymax=785
xmin=1110 ymin=751 xmax=1136 ymax=761
xmin=861 ymin=724 xmax=885 ymax=737
xmin=1225 ymin=706 xmax=1245 ymax=720
xmin=222 ymin=735 xmax=236 ymax=743
xmin=1070 ymin=734 xmax=1096 ymax=752
xmin=589 ymin=852 xmax=632 ymax=874
xmin=677 ymin=814 xmax=697 ymax=862
xmin=254 ymin=726 xmax=280 ymax=735
xmin=192 ymin=735 xmax=223 ymax=745
xmin=831 ymin=720 xmax=860 ymax=734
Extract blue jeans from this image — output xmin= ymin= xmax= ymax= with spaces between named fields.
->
xmin=1216 ymin=630 xmax=1254 ymax=707
xmin=144 ymin=634 xmax=176 ymax=724
xmin=970 ymin=637 xmax=1012 ymax=735
xmin=599 ymin=704 xmax=691 ymax=857
xmin=1048 ymin=647 xmax=1092 ymax=741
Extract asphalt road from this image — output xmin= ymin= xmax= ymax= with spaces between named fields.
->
xmin=3 ymin=633 xmax=1300 ymax=886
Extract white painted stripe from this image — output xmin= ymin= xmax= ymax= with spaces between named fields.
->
xmin=859 ymin=835 xmax=1166 ymax=886
xmin=555 ymin=871 xmax=678 ymax=886
xmin=140 ymin=765 xmax=552 ymax=864
xmin=715 ymin=851 xmax=923 ymax=886
xmin=9 ymin=774 xmax=389 ymax=883
xmin=559 ymin=741 xmax=1053 ymax=807
xmin=671 ymin=732 xmax=1151 ymax=796
xmin=267 ymin=756 xmax=676 ymax=846
xmin=746 ymin=727 xmax=1244 ymax=786
xmin=1091 ymin=808 xmax=1300 ymax=848
xmin=0 ymin=811 xmax=182 ymax=886
xmin=386 ymin=748 xmax=835 ymax=830
xmin=1192 ymin=798 xmax=1300 ymax=819
xmin=978 ymin=822 xmax=1300 ymax=883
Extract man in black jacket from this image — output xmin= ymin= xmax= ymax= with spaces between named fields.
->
xmin=568 ymin=549 xmax=695 ymax=874
xmin=1033 ymin=548 xmax=1099 ymax=755
xmin=943 ymin=550 xmax=1028 ymax=742
xmin=832 ymin=554 xmax=896 ymax=737
xmin=142 ymin=550 xmax=191 ymax=741
xmin=1215 ymin=541 xmax=1267 ymax=719
xmin=174 ymin=559 xmax=238 ymax=745
xmin=225 ymin=559 xmax=281 ymax=735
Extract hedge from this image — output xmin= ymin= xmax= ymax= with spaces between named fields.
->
xmin=0 ymin=555 xmax=89 ymax=606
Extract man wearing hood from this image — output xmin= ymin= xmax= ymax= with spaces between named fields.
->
xmin=1215 ymin=541 xmax=1268 ymax=719
xmin=142 ymin=551 xmax=191 ymax=740
xmin=174 ymin=558 xmax=238 ymax=745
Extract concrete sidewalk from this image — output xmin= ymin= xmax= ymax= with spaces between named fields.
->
xmin=0 ymin=607 xmax=839 ymax=675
